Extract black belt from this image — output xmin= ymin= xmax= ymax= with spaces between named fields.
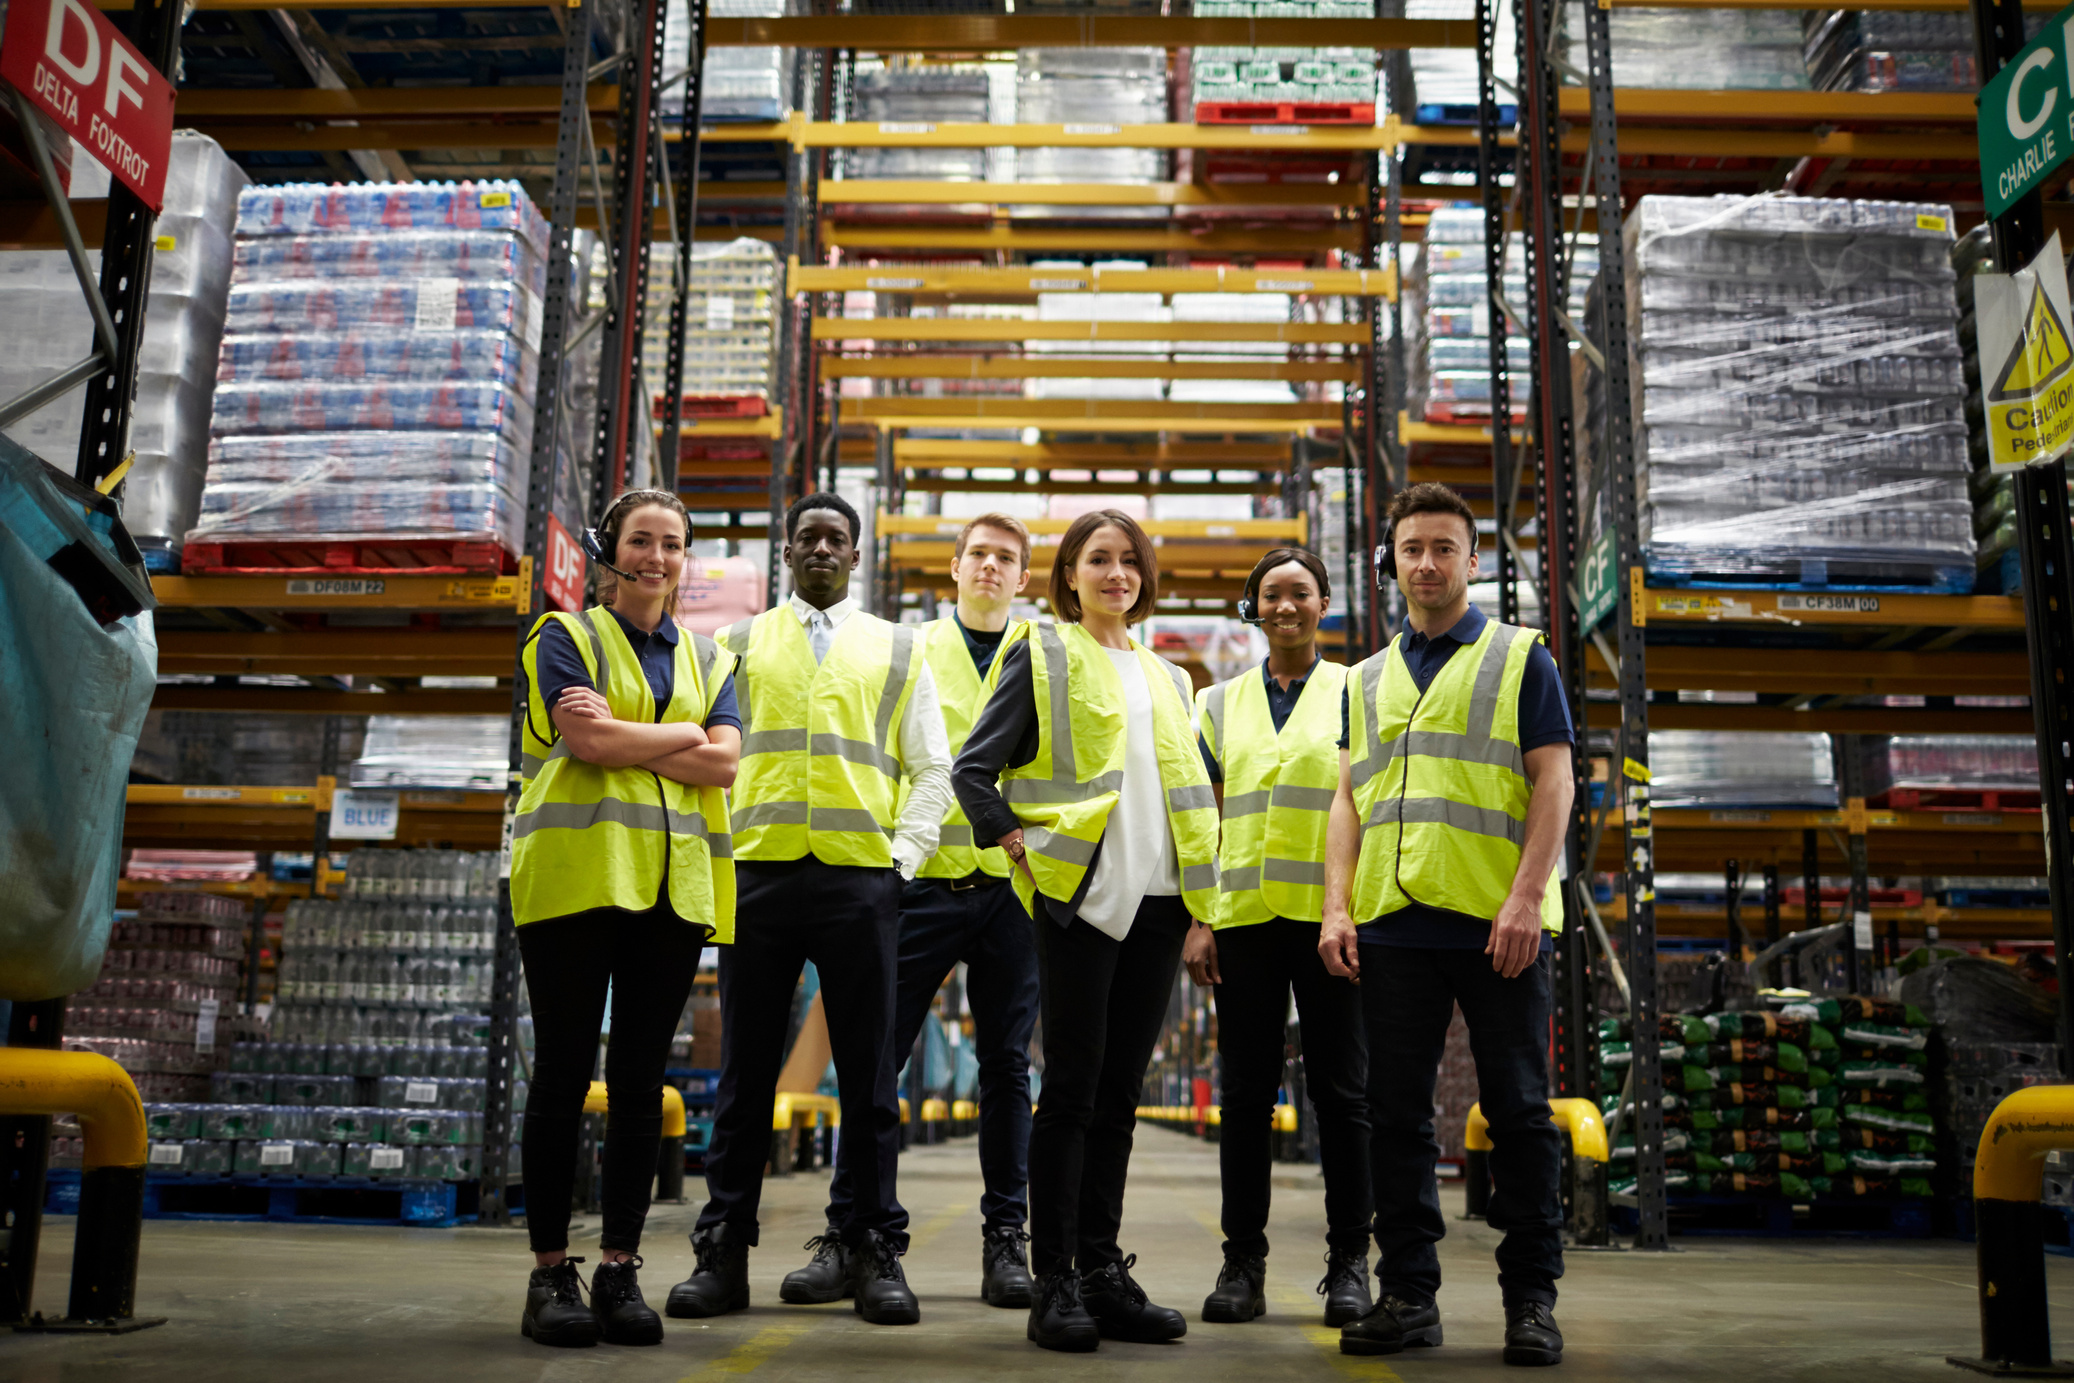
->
xmin=945 ymin=870 xmax=1008 ymax=893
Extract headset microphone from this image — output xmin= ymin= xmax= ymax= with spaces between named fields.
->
xmin=1236 ymin=595 xmax=1264 ymax=625
xmin=581 ymin=526 xmax=639 ymax=582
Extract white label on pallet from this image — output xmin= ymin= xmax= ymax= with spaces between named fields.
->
xmin=705 ymin=295 xmax=735 ymax=331
xmin=181 ymin=787 xmax=241 ymax=800
xmin=1708 ymin=810 xmax=1772 ymax=823
xmin=1943 ymin=812 xmax=2004 ymax=825
xmin=285 ymin=579 xmax=387 ymax=597
xmin=1063 ymin=123 xmax=1121 ymax=135
xmin=260 ymin=1143 xmax=295 ymax=1167
xmin=405 ymin=1081 xmax=440 ymax=1104
xmin=1251 ymin=124 xmax=1309 ymax=136
xmin=370 ymin=1147 xmax=407 ymax=1171
xmin=1254 ymin=279 xmax=1314 ymax=292
xmin=877 ymin=122 xmax=935 ymax=134
xmin=1776 ymin=594 xmax=1880 ymax=613
xmin=149 ymin=1142 xmax=184 ymax=1166
xmin=866 ymin=277 xmax=925 ymax=290
xmin=196 ymin=998 xmax=218 ymax=1054
xmin=1853 ymin=909 xmax=1876 ymax=950
xmin=1029 ymin=278 xmax=1085 ymax=290
xmin=415 ymin=277 xmax=461 ymax=332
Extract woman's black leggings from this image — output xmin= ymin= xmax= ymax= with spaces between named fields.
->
xmin=517 ymin=906 xmax=703 ymax=1254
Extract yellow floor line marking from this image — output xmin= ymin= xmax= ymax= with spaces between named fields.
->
xmin=906 ymin=1202 xmax=974 ymax=1253
xmin=676 ymin=1322 xmax=812 ymax=1381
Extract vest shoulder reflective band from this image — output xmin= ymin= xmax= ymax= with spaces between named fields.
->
xmin=718 ymin=606 xmax=920 ymax=867
xmin=513 ymin=608 xmax=737 ymax=939
xmin=911 ymin=616 xmax=1022 ymax=881
xmin=1345 ymin=618 xmax=1562 ymax=931
xmin=998 ymin=618 xmax=1220 ymax=920
xmin=1197 ymin=659 xmax=1349 ymax=928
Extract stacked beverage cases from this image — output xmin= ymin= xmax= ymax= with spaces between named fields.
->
xmin=190 ymin=181 xmax=550 ymax=562
xmin=1601 ymin=997 xmax=1942 ymax=1202
xmin=1616 ymin=195 xmax=1975 ymax=590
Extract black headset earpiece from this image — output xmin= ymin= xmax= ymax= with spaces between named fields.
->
xmin=582 ymin=511 xmax=638 ymax=583
xmin=1373 ymin=520 xmax=1397 ymax=590
xmin=1236 ymin=593 xmax=1263 ymax=625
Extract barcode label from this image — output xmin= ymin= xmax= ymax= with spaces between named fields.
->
xmin=415 ymin=277 xmax=461 ymax=332
xmin=371 ymin=1147 xmax=407 ymax=1170
xmin=1776 ymin=594 xmax=1879 ymax=613
xmin=149 ymin=1142 xmax=185 ymax=1165
xmin=286 ymin=579 xmax=386 ymax=596
xmin=1063 ymin=123 xmax=1120 ymax=135
xmin=1251 ymin=124 xmax=1308 ymax=135
xmin=878 ymin=122 xmax=934 ymax=133
xmin=405 ymin=1081 xmax=440 ymax=1104
xmin=867 ymin=277 xmax=925 ymax=290
xmin=182 ymin=787 xmax=241 ymax=800
xmin=260 ymin=1144 xmax=295 ymax=1167
xmin=1254 ymin=279 xmax=1314 ymax=292
xmin=1029 ymin=278 xmax=1085 ymax=290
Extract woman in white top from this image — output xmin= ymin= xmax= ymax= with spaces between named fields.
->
xmin=954 ymin=510 xmax=1221 ymax=1354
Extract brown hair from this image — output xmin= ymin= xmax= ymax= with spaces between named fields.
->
xmin=953 ymin=512 xmax=1032 ymax=570
xmin=1049 ymin=509 xmax=1159 ymax=625
xmin=1385 ymin=482 xmax=1477 ymax=547
xmin=598 ymin=488 xmax=694 ymax=610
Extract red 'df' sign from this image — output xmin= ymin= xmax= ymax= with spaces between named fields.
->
xmin=0 ymin=0 xmax=176 ymax=212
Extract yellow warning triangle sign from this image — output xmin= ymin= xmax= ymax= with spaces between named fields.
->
xmin=1990 ymin=281 xmax=2074 ymax=401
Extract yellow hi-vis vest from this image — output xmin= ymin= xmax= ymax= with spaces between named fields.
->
xmin=1196 ymin=659 xmax=1349 ymax=928
xmin=905 ymin=616 xmax=1021 ymax=881
xmin=513 ymin=607 xmax=737 ymax=940
xmin=717 ymin=606 xmax=922 ymax=868
xmin=1346 ymin=618 xmax=1563 ymax=930
xmin=994 ymin=617 xmax=1221 ymax=921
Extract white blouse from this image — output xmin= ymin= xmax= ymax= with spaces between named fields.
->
xmin=1074 ymin=646 xmax=1181 ymax=940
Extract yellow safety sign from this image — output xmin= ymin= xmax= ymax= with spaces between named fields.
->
xmin=1980 ymin=231 xmax=2074 ymax=471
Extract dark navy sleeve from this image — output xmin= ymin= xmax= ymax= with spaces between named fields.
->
xmin=1338 ymin=682 xmax=1351 ymax=751
xmin=955 ymin=638 xmax=1038 ymax=847
xmin=1517 ymin=642 xmax=1576 ymax=754
xmin=1198 ymin=730 xmax=1223 ymax=784
xmin=704 ymin=673 xmax=742 ymax=733
xmin=529 ymin=620 xmax=596 ymax=720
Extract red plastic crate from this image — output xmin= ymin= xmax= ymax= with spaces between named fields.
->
xmin=1195 ymin=101 xmax=1377 ymax=126
xmin=1872 ymin=787 xmax=2041 ymax=814
xmin=651 ymin=395 xmax=769 ymax=420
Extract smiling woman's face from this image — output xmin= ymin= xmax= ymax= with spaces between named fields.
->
xmin=1255 ymin=559 xmax=1324 ymax=651
xmin=1067 ymin=523 xmax=1142 ymax=619
xmin=615 ymin=503 xmax=687 ymax=600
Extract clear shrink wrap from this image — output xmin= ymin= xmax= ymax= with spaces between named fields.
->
xmin=1565 ymin=4 xmax=1811 ymax=89
xmin=1648 ymin=731 xmax=1839 ymax=809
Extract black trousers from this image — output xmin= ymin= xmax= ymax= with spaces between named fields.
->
xmin=827 ymin=874 xmax=1038 ymax=1234
xmin=1211 ymin=917 xmax=1373 ymax=1259
xmin=1362 ymin=945 xmax=1564 ymax=1308
xmin=696 ymin=857 xmax=907 ymax=1249
xmin=517 ymin=906 xmax=704 ymax=1254
xmin=1028 ymin=896 xmax=1190 ymax=1277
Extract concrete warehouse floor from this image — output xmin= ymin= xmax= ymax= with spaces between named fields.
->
xmin=6 ymin=1127 xmax=2071 ymax=1382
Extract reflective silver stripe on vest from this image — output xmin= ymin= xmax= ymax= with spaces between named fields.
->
xmin=1352 ymin=651 xmax=1390 ymax=790
xmin=1263 ymin=857 xmax=1326 ymax=886
xmin=811 ymin=806 xmax=898 ymax=837
xmin=742 ymin=728 xmax=809 ymax=757
xmin=1201 ymin=682 xmax=1228 ymax=766
xmin=1159 ymin=657 xmax=1193 ymax=708
xmin=1270 ymin=784 xmax=1337 ymax=812
xmin=938 ymin=824 xmax=975 ymax=848
xmin=1003 ymin=770 xmax=1124 ymax=804
xmin=1167 ymin=783 xmax=1216 ymax=813
xmin=1024 ymin=824 xmax=1098 ymax=867
xmin=723 ymin=617 xmax=757 ymax=726
xmin=514 ymin=796 xmax=692 ymax=840
xmin=1181 ymin=861 xmax=1220 ymax=893
xmin=873 ymin=625 xmax=917 ymax=758
xmin=810 ymin=731 xmax=899 ymax=779
xmin=1223 ymin=789 xmax=1271 ymax=818
xmin=520 ymin=741 xmax=577 ymax=777
xmin=1362 ymin=794 xmax=1526 ymax=848
xmin=1036 ymin=619 xmax=1076 ymax=782
xmin=1375 ymin=728 xmax=1525 ymax=773
xmin=734 ymin=800 xmax=808 ymax=829
xmin=1353 ymin=626 xmax=1533 ymax=788
xmin=692 ymin=634 xmax=721 ymax=713
xmin=1221 ymin=865 xmax=1261 ymax=893
xmin=1467 ymin=623 xmax=1525 ymax=744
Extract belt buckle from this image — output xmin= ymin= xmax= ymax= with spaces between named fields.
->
xmin=948 ymin=875 xmax=979 ymax=892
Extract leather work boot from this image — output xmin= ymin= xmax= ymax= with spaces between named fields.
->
xmin=1503 ymin=1300 xmax=1563 ymax=1366
xmin=1200 ymin=1251 xmax=1266 ymax=1323
xmin=589 ymin=1255 xmax=664 ymax=1345
xmin=848 ymin=1229 xmax=921 ymax=1325
xmin=665 ymin=1224 xmax=750 ymax=1318
xmin=981 ymin=1226 xmax=1035 ymax=1308
xmin=1080 ymin=1255 xmax=1187 ymax=1343
xmin=780 ymin=1228 xmax=852 ymax=1305
xmin=1026 ymin=1271 xmax=1100 ymax=1353
xmin=522 ymin=1258 xmax=599 ymax=1347
xmin=1339 ymin=1293 xmax=1444 ymax=1356
xmin=1317 ymin=1247 xmax=1374 ymax=1328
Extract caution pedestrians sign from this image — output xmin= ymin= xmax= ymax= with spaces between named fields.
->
xmin=1979 ymin=232 xmax=2074 ymax=471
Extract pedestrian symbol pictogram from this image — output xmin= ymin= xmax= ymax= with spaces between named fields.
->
xmin=1989 ymin=280 xmax=2074 ymax=401
xmin=1978 ymin=231 xmax=2074 ymax=471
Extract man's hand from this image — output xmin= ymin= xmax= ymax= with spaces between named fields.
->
xmin=997 ymin=829 xmax=1036 ymax=890
xmin=1183 ymin=922 xmax=1221 ymax=987
xmin=1486 ymin=893 xmax=1543 ymax=979
xmin=1319 ymin=909 xmax=1361 ymax=983
xmin=555 ymin=687 xmax=613 ymax=722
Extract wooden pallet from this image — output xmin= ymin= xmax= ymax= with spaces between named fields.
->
xmin=181 ymin=538 xmax=515 ymax=577
xmin=1194 ymin=101 xmax=1377 ymax=125
xmin=1874 ymin=787 xmax=2041 ymax=813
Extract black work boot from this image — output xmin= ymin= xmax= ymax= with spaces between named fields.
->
xmin=590 ymin=1255 xmax=663 ymax=1345
xmin=849 ymin=1229 xmax=921 ymax=1324
xmin=981 ymin=1226 xmax=1035 ymax=1308
xmin=1081 ymin=1254 xmax=1187 ymax=1343
xmin=1317 ymin=1247 xmax=1374 ymax=1328
xmin=779 ymin=1228 xmax=852 ymax=1305
xmin=1504 ymin=1300 xmax=1563 ymax=1366
xmin=666 ymin=1224 xmax=750 ymax=1318
xmin=522 ymin=1257 xmax=599 ymax=1347
xmin=1339 ymin=1293 xmax=1443 ymax=1356
xmin=1027 ymin=1270 xmax=1100 ymax=1353
xmin=1200 ymin=1251 xmax=1266 ymax=1323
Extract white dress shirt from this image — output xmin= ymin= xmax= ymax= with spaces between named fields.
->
xmin=1073 ymin=646 xmax=1181 ymax=940
xmin=787 ymin=594 xmax=951 ymax=878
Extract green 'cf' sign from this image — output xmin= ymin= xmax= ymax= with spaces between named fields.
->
xmin=1982 ymin=3 xmax=2074 ymax=218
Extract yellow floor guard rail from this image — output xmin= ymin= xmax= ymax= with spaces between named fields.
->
xmin=1950 ymin=1085 xmax=2074 ymax=1374
xmin=1464 ymin=1098 xmax=1611 ymax=1246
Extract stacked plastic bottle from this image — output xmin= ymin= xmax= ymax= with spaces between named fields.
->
xmin=1409 ymin=209 xmax=1596 ymax=425
xmin=1602 ymin=997 xmax=1942 ymax=1202
xmin=64 ymin=892 xmax=251 ymax=1102
xmin=666 ymin=0 xmax=786 ymax=123
xmin=1564 ymin=4 xmax=1810 ymax=89
xmin=349 ymin=716 xmax=510 ymax=791
xmin=1804 ymin=10 xmax=2043 ymax=93
xmin=846 ymin=65 xmax=992 ymax=183
xmin=1016 ymin=49 xmax=1168 ymax=201
xmin=0 ymin=133 xmax=246 ymax=569
xmin=1648 ymin=731 xmax=1838 ymax=809
xmin=190 ymin=181 xmax=549 ymax=561
xmin=638 ymin=237 xmax=781 ymax=408
xmin=1875 ymin=736 xmax=2038 ymax=794
xmin=1618 ymin=195 xmax=1974 ymax=589
xmin=1191 ymin=0 xmax=1375 ymax=117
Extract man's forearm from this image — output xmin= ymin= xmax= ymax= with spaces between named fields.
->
xmin=641 ymin=743 xmax=738 ymax=788
xmin=1323 ymin=754 xmax=1360 ymax=919
xmin=1510 ymin=751 xmax=1575 ymax=902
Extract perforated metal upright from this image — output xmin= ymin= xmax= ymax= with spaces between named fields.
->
xmin=591 ymin=0 xmax=668 ymax=509
xmin=659 ymin=0 xmax=714 ymax=496
xmin=1472 ymin=0 xmax=1516 ymax=625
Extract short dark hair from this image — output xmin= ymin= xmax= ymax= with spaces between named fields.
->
xmin=785 ymin=490 xmax=861 ymax=545
xmin=1049 ymin=509 xmax=1159 ymax=625
xmin=1385 ymin=482 xmax=1477 ymax=546
xmin=1243 ymin=546 xmax=1331 ymax=607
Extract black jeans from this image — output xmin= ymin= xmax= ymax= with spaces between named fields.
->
xmin=827 ymin=874 xmax=1038 ymax=1233
xmin=517 ymin=906 xmax=704 ymax=1254
xmin=1029 ymin=896 xmax=1190 ymax=1277
xmin=696 ymin=858 xmax=908 ymax=1249
xmin=1361 ymin=945 xmax=1564 ymax=1308
xmin=1212 ymin=917 xmax=1373 ymax=1259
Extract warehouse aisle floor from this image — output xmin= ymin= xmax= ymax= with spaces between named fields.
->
xmin=7 ymin=1126 xmax=2070 ymax=1382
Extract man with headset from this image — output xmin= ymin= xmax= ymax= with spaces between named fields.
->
xmin=1318 ymin=482 xmax=1576 ymax=1368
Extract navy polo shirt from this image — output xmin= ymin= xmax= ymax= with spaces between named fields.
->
xmin=527 ymin=607 xmax=741 ymax=730
xmin=1336 ymin=605 xmax=1573 ymax=948
xmin=1198 ymin=655 xmax=1320 ymax=782
xmin=955 ymin=615 xmax=1006 ymax=678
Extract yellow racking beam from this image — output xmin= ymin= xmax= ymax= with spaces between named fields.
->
xmin=784 ymin=119 xmax=1399 ymax=150
xmin=881 ymin=515 xmax=1305 ymax=540
xmin=1582 ymin=702 xmax=2034 ymax=736
xmin=151 ymin=570 xmax=530 ymax=612
xmin=1552 ymin=89 xmax=1976 ymax=123
xmin=790 ymin=263 xmax=1395 ymax=297
xmin=705 ymin=16 xmax=1473 ymax=48
xmin=660 ymin=410 xmax=784 ymax=439
xmin=896 ymin=438 xmax=1293 ymax=466
xmin=1400 ymin=414 xmax=1523 ymax=447
xmin=1400 ymin=120 xmax=1975 ymax=161
xmin=1585 ymin=645 xmax=2030 ymax=699
xmin=153 ymin=686 xmax=512 ymax=716
xmin=821 ymin=356 xmax=1359 ymax=382
xmin=819 ymin=181 xmax=1365 ymax=208
xmin=821 ymin=223 xmax=1364 ymax=254
xmin=904 ymin=476 xmax=1278 ymax=496
xmin=1640 ymin=588 xmax=2024 ymax=632
xmin=817 ymin=319 xmax=1368 ymax=345
xmin=851 ymin=398 xmax=1343 ymax=431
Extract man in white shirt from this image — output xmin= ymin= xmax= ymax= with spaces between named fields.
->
xmin=669 ymin=493 xmax=951 ymax=1326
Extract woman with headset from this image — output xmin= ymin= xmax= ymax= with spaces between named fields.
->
xmin=953 ymin=509 xmax=1222 ymax=1354
xmin=1185 ymin=548 xmax=1373 ymax=1328
xmin=510 ymin=489 xmax=742 ymax=1349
